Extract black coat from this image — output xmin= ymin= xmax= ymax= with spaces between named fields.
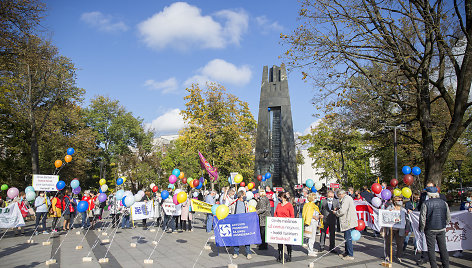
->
xmin=320 ymin=199 xmax=340 ymax=226
xmin=417 ymin=191 xmax=446 ymax=211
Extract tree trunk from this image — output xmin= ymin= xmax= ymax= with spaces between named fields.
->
xmin=30 ymin=121 xmax=40 ymax=174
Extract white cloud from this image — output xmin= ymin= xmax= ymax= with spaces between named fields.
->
xmin=255 ymin=15 xmax=283 ymax=33
xmin=144 ymin=77 xmax=178 ymax=94
xmin=303 ymin=119 xmax=322 ymax=135
xmin=147 ymin=109 xmax=186 ymax=135
xmin=184 ymin=59 xmax=252 ymax=86
xmin=80 ymin=11 xmax=128 ymax=32
xmin=137 ymin=2 xmax=248 ymax=50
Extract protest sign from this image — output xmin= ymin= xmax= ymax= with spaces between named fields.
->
xmin=32 ymin=174 xmax=59 ymax=191
xmin=378 ymin=209 xmax=405 ymax=228
xmin=410 ymin=211 xmax=472 ymax=251
xmin=214 ymin=212 xmax=261 ymax=247
xmin=0 ymin=203 xmax=25 ymax=228
xmin=162 ymin=202 xmax=176 ymax=216
xmin=266 ymin=217 xmax=303 ymax=245
xmin=330 ymin=183 xmax=340 ymax=189
xmin=229 ymin=172 xmax=238 ymax=184
xmin=131 ymin=201 xmax=154 ymax=221
xmin=191 ymin=199 xmax=212 ymax=214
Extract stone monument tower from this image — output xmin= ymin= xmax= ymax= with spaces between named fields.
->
xmin=254 ymin=64 xmax=297 ymax=191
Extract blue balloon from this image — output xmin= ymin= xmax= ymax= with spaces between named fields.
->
xmin=351 ymin=229 xmax=361 ymax=242
xmin=211 ymin=204 xmax=220 ymax=215
xmin=306 ymin=179 xmax=314 ymax=188
xmin=412 ymin=166 xmax=421 ymax=176
xmin=402 ymin=166 xmax=411 ymax=175
xmin=77 ymin=201 xmax=89 ymax=213
xmin=56 ymin=180 xmax=66 ymax=190
xmin=122 ymin=196 xmax=127 ymax=206
xmin=161 ymin=190 xmax=169 ymax=200
xmin=265 ymin=172 xmax=272 ymax=179
xmin=196 ymin=182 xmax=203 ymax=189
xmin=25 ymin=186 xmax=35 ymax=193
xmin=70 ymin=179 xmax=80 ymax=189
xmin=115 ymin=189 xmax=124 ymax=200
xmin=228 ymin=177 xmax=231 ymax=184
xmin=172 ymin=169 xmax=180 ymax=177
xmin=168 ymin=184 xmax=175 ymax=189
xmin=311 ymin=186 xmax=317 ymax=193
xmin=116 ymin=178 xmax=123 ymax=185
xmin=99 ymin=188 xmax=103 ymax=193
xmin=67 ymin=148 xmax=75 ymax=155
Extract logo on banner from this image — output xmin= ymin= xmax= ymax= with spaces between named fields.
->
xmin=219 ymin=224 xmax=232 ymax=237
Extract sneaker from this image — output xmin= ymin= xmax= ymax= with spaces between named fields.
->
xmin=308 ymin=251 xmax=318 ymax=257
xmin=232 ymin=254 xmax=238 ymax=259
xmin=342 ymin=256 xmax=354 ymax=261
xmin=338 ymin=253 xmax=346 ymax=258
xmin=453 ymin=251 xmax=463 ymax=258
xmin=247 ymin=254 xmax=252 ymax=260
xmin=302 ymin=243 xmax=308 ymax=248
xmin=43 ymin=231 xmax=49 ymax=234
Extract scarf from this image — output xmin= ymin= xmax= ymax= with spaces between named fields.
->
xmin=302 ymin=202 xmax=323 ymax=229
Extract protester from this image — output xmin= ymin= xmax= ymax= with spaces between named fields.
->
xmin=335 ymin=189 xmax=358 ymax=260
xmin=81 ymin=190 xmax=92 ymax=229
xmin=255 ymin=189 xmax=271 ymax=250
xmin=348 ymin=187 xmax=355 ymax=198
xmin=13 ymin=192 xmax=28 ymax=235
xmin=360 ymin=185 xmax=374 ymax=203
xmin=108 ymin=193 xmax=120 ymax=228
xmin=275 ymin=192 xmax=294 ymax=262
xmin=459 ymin=191 xmax=472 ymax=212
xmin=302 ymin=192 xmax=323 ymax=256
xmin=162 ymin=192 xmax=175 ymax=232
xmin=142 ymin=190 xmax=152 ymax=230
xmin=232 ymin=190 xmax=253 ymax=259
xmin=121 ymin=201 xmax=131 ymax=229
xmin=62 ymin=190 xmax=75 ymax=230
xmin=154 ymin=192 xmax=163 ymax=227
xmin=265 ymin=186 xmax=276 ymax=216
xmin=205 ymin=190 xmax=216 ymax=232
xmin=34 ymin=191 xmax=49 ymax=235
xmin=419 ymin=186 xmax=451 ymax=268
xmin=180 ymin=197 xmax=193 ymax=231
xmin=88 ymin=192 xmax=97 ymax=229
xmin=221 ymin=188 xmax=236 ymax=214
xmin=51 ymin=193 xmax=63 ymax=232
xmin=173 ymin=192 xmax=182 ymax=232
xmin=382 ymin=196 xmax=406 ymax=263
xmin=404 ymin=192 xmax=420 ymax=251
xmin=319 ymin=190 xmax=339 ymax=253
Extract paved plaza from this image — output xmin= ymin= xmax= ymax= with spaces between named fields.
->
xmin=0 ymin=212 xmax=471 ymax=268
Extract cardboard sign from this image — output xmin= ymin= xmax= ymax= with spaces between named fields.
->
xmin=229 ymin=172 xmax=238 ymax=184
xmin=330 ymin=183 xmax=340 ymax=189
xmin=378 ymin=209 xmax=404 ymax=228
xmin=266 ymin=217 xmax=303 ymax=245
xmin=32 ymin=174 xmax=59 ymax=191
xmin=162 ymin=202 xmax=176 ymax=216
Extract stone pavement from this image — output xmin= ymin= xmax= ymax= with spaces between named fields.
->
xmin=0 ymin=212 xmax=471 ymax=268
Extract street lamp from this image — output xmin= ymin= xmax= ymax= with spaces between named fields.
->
xmin=455 ymin=159 xmax=464 ymax=197
xmin=378 ymin=120 xmax=408 ymax=181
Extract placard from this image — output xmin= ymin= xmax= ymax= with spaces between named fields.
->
xmin=230 ymin=172 xmax=238 ymax=184
xmin=274 ymin=187 xmax=284 ymax=192
xmin=266 ymin=217 xmax=303 ymax=245
xmin=191 ymin=199 xmax=212 ymax=214
xmin=294 ymin=184 xmax=303 ymax=189
xmin=379 ymin=209 xmax=404 ymax=228
xmin=32 ymin=174 xmax=59 ymax=191
xmin=214 ymin=212 xmax=261 ymax=247
xmin=330 ymin=183 xmax=340 ymax=188
xmin=131 ymin=201 xmax=154 ymax=220
xmin=162 ymin=202 xmax=176 ymax=215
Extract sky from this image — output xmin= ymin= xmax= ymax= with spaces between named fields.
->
xmin=43 ymin=0 xmax=319 ymax=136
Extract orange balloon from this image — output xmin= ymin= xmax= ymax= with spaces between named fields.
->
xmin=64 ymin=155 xmax=72 ymax=163
xmin=179 ymin=172 xmax=185 ymax=179
xmin=54 ymin=160 xmax=63 ymax=168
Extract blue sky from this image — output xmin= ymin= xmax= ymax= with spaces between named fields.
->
xmin=43 ymin=0 xmax=319 ymax=136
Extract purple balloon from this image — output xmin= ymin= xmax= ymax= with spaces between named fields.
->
xmin=72 ymin=186 xmax=81 ymax=194
xmin=199 ymin=177 xmax=205 ymax=184
xmin=169 ymin=175 xmax=177 ymax=184
xmin=381 ymin=189 xmax=392 ymax=200
xmin=98 ymin=193 xmax=107 ymax=202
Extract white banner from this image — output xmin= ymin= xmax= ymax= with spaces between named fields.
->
xmin=0 ymin=203 xmax=25 ymax=228
xmin=163 ymin=202 xmax=176 ymax=216
xmin=354 ymin=200 xmax=380 ymax=232
xmin=266 ymin=217 xmax=303 ymax=246
xmin=32 ymin=174 xmax=59 ymax=191
xmin=131 ymin=201 xmax=154 ymax=221
xmin=409 ymin=211 xmax=472 ymax=251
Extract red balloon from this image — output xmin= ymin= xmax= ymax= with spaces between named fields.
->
xmin=371 ymin=183 xmax=382 ymax=194
xmin=182 ymin=178 xmax=187 ymax=184
xmin=403 ymin=174 xmax=414 ymax=186
xmin=240 ymin=182 xmax=245 ymax=187
xmin=355 ymin=219 xmax=366 ymax=231
xmin=390 ymin=178 xmax=398 ymax=187
xmin=152 ymin=186 xmax=158 ymax=192
xmin=257 ymin=175 xmax=262 ymax=181
xmin=192 ymin=179 xmax=199 ymax=187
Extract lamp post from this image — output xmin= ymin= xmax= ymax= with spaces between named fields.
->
xmin=378 ymin=120 xmax=408 ymax=181
xmin=455 ymin=159 xmax=464 ymax=197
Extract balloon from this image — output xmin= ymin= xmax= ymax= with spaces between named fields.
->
xmin=169 ymin=175 xmax=177 ymax=184
xmin=101 ymin=184 xmax=108 ymax=192
xmin=172 ymin=169 xmax=180 ymax=178
xmin=64 ymin=155 xmax=72 ymax=163
xmin=122 ymin=177 xmax=127 ymax=183
xmin=371 ymin=183 xmax=382 ymax=194
xmin=211 ymin=204 xmax=220 ymax=215
xmin=311 ymin=186 xmax=317 ymax=193
xmin=182 ymin=178 xmax=187 ymax=184
xmin=99 ymin=179 xmax=106 ymax=186
xmin=393 ymin=188 xmax=402 ymax=196
xmin=216 ymin=204 xmax=230 ymax=220
xmin=137 ymin=190 xmax=145 ymax=197
xmin=199 ymin=177 xmax=205 ymax=184
xmin=67 ymin=147 xmax=75 ymax=155
xmin=117 ymin=178 xmax=124 ymax=185
xmin=134 ymin=194 xmax=142 ymax=202
xmin=113 ymin=189 xmax=123 ymax=200
xmin=123 ymin=191 xmax=133 ymax=198
xmin=54 ymin=160 xmax=63 ymax=168
xmin=248 ymin=206 xmax=256 ymax=212
xmin=412 ymin=166 xmax=421 ymax=176
xmin=265 ymin=172 xmax=272 ymax=180
xmin=314 ymin=181 xmax=323 ymax=190
xmin=0 ymin=184 xmax=7 ymax=191
xmin=26 ymin=191 xmax=36 ymax=201
xmin=77 ymin=201 xmax=89 ymax=213
xmin=168 ymin=184 xmax=175 ymax=189
xmin=390 ymin=179 xmax=398 ymax=187
xmin=161 ymin=190 xmax=169 ymax=200
xmin=261 ymin=175 xmax=267 ymax=182
xmin=150 ymin=183 xmax=155 ymax=189
xmin=72 ymin=186 xmax=81 ymax=195
xmin=371 ymin=197 xmax=382 ymax=208
xmin=305 ymin=179 xmax=314 ymax=188
xmin=71 ymin=179 xmax=80 ymax=189
xmin=247 ymin=182 xmax=254 ymax=190
xmin=257 ymin=175 xmax=263 ymax=181
xmin=351 ymin=229 xmax=361 ymax=242
xmin=196 ymin=182 xmax=203 ymax=189
xmin=124 ymin=195 xmax=135 ymax=207
xmin=248 ymin=199 xmax=257 ymax=208
xmin=98 ymin=193 xmax=107 ymax=202
xmin=177 ymin=192 xmax=187 ymax=203
xmin=403 ymin=174 xmax=414 ymax=186
xmin=56 ymin=180 xmax=66 ymax=190
xmin=173 ymin=194 xmax=179 ymax=205
xmin=355 ymin=220 xmax=366 ymax=231
xmin=234 ymin=174 xmax=243 ymax=184
xmin=7 ymin=187 xmax=19 ymax=199
xmin=152 ymin=186 xmax=158 ymax=192
xmin=179 ymin=172 xmax=185 ymax=179
xmin=402 ymin=187 xmax=412 ymax=198
xmin=402 ymin=166 xmax=411 ymax=175
xmin=25 ymin=186 xmax=35 ymax=193
xmin=381 ymin=189 xmax=392 ymax=200
xmin=246 ymin=191 xmax=254 ymax=200
xmin=240 ymin=182 xmax=246 ymax=187
xmin=192 ymin=179 xmax=199 ymax=188
xmin=187 ymin=178 xmax=193 ymax=186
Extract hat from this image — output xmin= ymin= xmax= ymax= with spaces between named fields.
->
xmin=425 ymin=186 xmax=438 ymax=193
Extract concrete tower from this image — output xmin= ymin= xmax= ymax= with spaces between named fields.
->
xmin=254 ymin=64 xmax=297 ymax=191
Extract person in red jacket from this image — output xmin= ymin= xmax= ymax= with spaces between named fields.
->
xmin=266 ymin=186 xmax=276 ymax=216
xmin=275 ymin=192 xmax=294 ymax=262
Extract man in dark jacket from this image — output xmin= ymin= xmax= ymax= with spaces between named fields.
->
xmin=419 ymin=186 xmax=451 ymax=268
xmin=319 ymin=190 xmax=340 ymax=252
xmin=256 ymin=190 xmax=271 ymax=250
xmin=360 ymin=186 xmax=373 ymax=204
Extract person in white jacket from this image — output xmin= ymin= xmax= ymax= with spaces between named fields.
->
xmin=34 ymin=192 xmax=50 ymax=235
xmin=335 ymin=190 xmax=358 ymax=261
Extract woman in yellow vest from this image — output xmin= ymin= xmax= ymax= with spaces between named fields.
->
xmin=302 ymin=193 xmax=323 ymax=256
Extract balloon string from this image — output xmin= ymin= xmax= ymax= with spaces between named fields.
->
xmin=146 ymin=215 xmax=174 ymax=260
xmin=86 ymin=213 xmax=124 ymax=258
xmin=214 ymin=219 xmax=233 ymax=264
xmin=50 ymin=213 xmax=80 ymax=259
xmin=102 ymin=212 xmax=127 ymax=259
xmin=309 ymin=238 xmax=349 ymax=264
xmin=27 ymin=192 xmax=59 ymax=242
xmin=0 ymin=227 xmax=11 ymax=241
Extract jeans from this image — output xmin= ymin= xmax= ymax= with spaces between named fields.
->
xmin=163 ymin=214 xmax=172 ymax=230
xmin=81 ymin=212 xmax=90 ymax=228
xmin=121 ymin=215 xmax=130 ymax=228
xmin=35 ymin=212 xmax=47 ymax=231
xmin=403 ymin=232 xmax=416 ymax=250
xmin=206 ymin=214 xmax=213 ymax=232
xmin=234 ymin=245 xmax=252 ymax=255
xmin=425 ymin=230 xmax=449 ymax=268
xmin=344 ymin=228 xmax=354 ymax=257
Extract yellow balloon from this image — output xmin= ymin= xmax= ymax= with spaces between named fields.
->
xmin=216 ymin=204 xmax=229 ymax=220
xmin=177 ymin=192 xmax=187 ymax=203
xmin=179 ymin=172 xmax=185 ymax=179
xmin=247 ymin=182 xmax=254 ymax=190
xmin=99 ymin=179 xmax=106 ymax=186
xmin=122 ymin=177 xmax=127 ymax=183
xmin=402 ymin=187 xmax=412 ymax=198
xmin=234 ymin=174 xmax=243 ymax=184
xmin=393 ymin=188 xmax=402 ymax=196
xmin=248 ymin=205 xmax=256 ymax=212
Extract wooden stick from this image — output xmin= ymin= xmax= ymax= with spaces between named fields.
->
xmin=390 ymin=227 xmax=393 ymax=264
xmin=282 ymin=245 xmax=285 ymax=264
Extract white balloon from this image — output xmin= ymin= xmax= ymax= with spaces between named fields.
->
xmin=150 ymin=183 xmax=155 ymax=189
xmin=246 ymin=191 xmax=254 ymax=200
xmin=101 ymin=184 xmax=108 ymax=192
xmin=371 ymin=197 xmax=382 ymax=208
xmin=314 ymin=181 xmax=323 ymax=190
xmin=134 ymin=194 xmax=142 ymax=202
xmin=124 ymin=191 xmax=133 ymax=198
xmin=124 ymin=195 xmax=135 ymax=207
xmin=26 ymin=191 xmax=36 ymax=201
xmin=137 ymin=190 xmax=145 ymax=197
xmin=174 ymin=189 xmax=182 ymax=194
xmin=248 ymin=199 xmax=257 ymax=208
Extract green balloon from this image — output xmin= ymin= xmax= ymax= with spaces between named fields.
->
xmin=1 ymin=184 xmax=8 ymax=191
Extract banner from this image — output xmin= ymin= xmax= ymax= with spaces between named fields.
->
xmin=32 ymin=174 xmax=59 ymax=191
xmin=0 ymin=203 xmax=25 ymax=228
xmin=266 ymin=217 xmax=303 ymax=245
xmin=409 ymin=211 xmax=472 ymax=251
xmin=191 ymin=199 xmax=212 ymax=214
xmin=162 ymin=202 xmax=176 ymax=216
xmin=131 ymin=201 xmax=154 ymax=221
xmin=354 ymin=200 xmax=380 ymax=232
xmin=214 ymin=212 xmax=261 ymax=247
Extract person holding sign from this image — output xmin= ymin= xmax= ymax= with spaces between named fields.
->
xmin=381 ymin=196 xmax=407 ymax=263
xmin=302 ymin=193 xmax=323 ymax=256
xmin=274 ymin=192 xmax=295 ymax=262
xmin=232 ymin=190 xmax=253 ymax=260
xmin=335 ymin=189 xmax=358 ymax=261
xmin=34 ymin=192 xmax=50 ymax=235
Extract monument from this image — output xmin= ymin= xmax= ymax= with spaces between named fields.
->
xmin=254 ymin=64 xmax=297 ymax=191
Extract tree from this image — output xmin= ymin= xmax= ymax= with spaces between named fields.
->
xmin=282 ymin=0 xmax=472 ymax=186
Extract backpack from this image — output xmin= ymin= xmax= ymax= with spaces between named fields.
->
xmin=55 ymin=197 xmax=62 ymax=209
